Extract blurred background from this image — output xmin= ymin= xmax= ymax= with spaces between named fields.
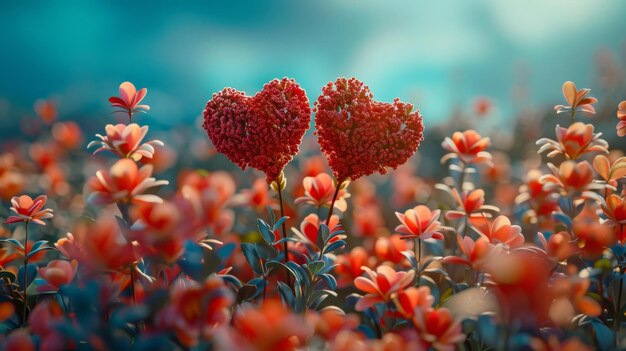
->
xmin=0 ymin=0 xmax=626 ymax=181
xmin=1 ymin=1 xmax=626 ymax=126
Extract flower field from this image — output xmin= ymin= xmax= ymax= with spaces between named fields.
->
xmin=0 ymin=75 xmax=626 ymax=351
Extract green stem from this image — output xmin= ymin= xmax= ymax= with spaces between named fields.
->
xmin=571 ymin=109 xmax=575 ymax=124
xmin=276 ymin=181 xmax=291 ymax=287
xmin=415 ymin=237 xmax=422 ymax=286
xmin=326 ymin=179 xmax=344 ymax=227
xmin=22 ymin=221 xmax=29 ymax=324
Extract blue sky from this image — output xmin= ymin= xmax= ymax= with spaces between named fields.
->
xmin=0 ymin=0 xmax=625 ymax=128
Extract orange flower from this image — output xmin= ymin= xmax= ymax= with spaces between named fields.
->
xmin=88 ymin=123 xmax=163 ymax=161
xmin=393 ymin=286 xmax=435 ymax=318
xmin=155 ymin=277 xmax=234 ymax=347
xmin=353 ymin=204 xmax=384 ymax=238
xmin=470 ymin=215 xmax=525 ymax=249
xmin=335 ymin=247 xmax=374 ymax=288
xmin=305 ymin=308 xmax=360 ymax=341
xmin=617 ymin=100 xmax=626 ymax=137
xmin=4 ymin=195 xmax=54 ymax=226
xmin=37 ymin=259 xmax=78 ymax=292
xmin=444 ymin=188 xmax=499 ymax=220
xmin=231 ymin=299 xmax=312 ymax=351
xmin=442 ymin=235 xmax=500 ymax=270
xmin=540 ymin=161 xmax=596 ymax=195
xmin=551 ymin=276 xmax=601 ymax=322
xmin=292 ymin=213 xmax=342 ymax=250
xmin=441 ymin=130 xmax=492 ymax=165
xmin=34 ymin=99 xmax=57 ymax=124
xmin=233 ymin=178 xmax=276 ymax=212
xmin=354 ymin=265 xmax=415 ymax=311
xmin=536 ymin=123 xmax=607 ymax=160
xmin=395 ymin=205 xmax=450 ymax=240
xmin=374 ymin=234 xmax=409 ymax=265
xmin=412 ymin=307 xmax=465 ymax=351
xmin=537 ymin=231 xmax=578 ymax=262
xmin=554 ymin=81 xmax=597 ymax=116
xmin=295 ymin=173 xmax=350 ymax=212
xmin=601 ymin=194 xmax=626 ymax=243
xmin=109 ymin=81 xmax=149 ymax=122
xmin=51 ymin=121 xmax=83 ymax=150
xmin=593 ymin=154 xmax=626 ymax=185
xmin=87 ymin=158 xmax=168 ymax=205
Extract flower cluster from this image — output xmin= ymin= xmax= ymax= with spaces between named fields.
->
xmin=314 ymin=77 xmax=424 ymax=182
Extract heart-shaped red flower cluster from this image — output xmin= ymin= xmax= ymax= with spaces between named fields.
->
xmin=314 ymin=77 xmax=424 ymax=182
xmin=202 ymin=78 xmax=311 ymax=183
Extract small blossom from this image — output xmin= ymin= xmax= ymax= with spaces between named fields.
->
xmin=87 ymin=158 xmax=169 ymax=205
xmin=442 ymin=235 xmax=500 ymax=270
xmin=37 ymin=259 xmax=78 ymax=292
xmin=395 ymin=205 xmax=450 ymax=240
xmin=5 ymin=329 xmax=36 ymax=351
xmin=536 ymin=123 xmax=608 ymax=160
xmin=470 ymin=215 xmax=525 ymax=249
xmin=540 ymin=161 xmax=597 ymax=195
xmin=4 ymin=195 xmax=54 ymax=226
xmin=88 ymin=123 xmax=163 ymax=161
xmin=51 ymin=121 xmax=83 ymax=150
xmin=203 ymin=78 xmax=311 ymax=183
xmin=230 ymin=299 xmax=312 ymax=351
xmin=441 ymin=130 xmax=492 ymax=165
xmin=473 ymin=97 xmax=492 ymax=116
xmin=155 ymin=277 xmax=234 ymax=347
xmin=444 ymin=188 xmax=499 ymax=220
xmin=314 ymin=77 xmax=424 ymax=182
xmin=412 ymin=307 xmax=466 ymax=351
xmin=374 ymin=234 xmax=409 ymax=265
xmin=601 ymin=194 xmax=626 ymax=243
xmin=393 ymin=286 xmax=435 ymax=318
xmin=554 ymin=81 xmax=597 ymax=116
xmin=335 ymin=247 xmax=374 ymax=288
xmin=109 ymin=82 xmax=150 ymax=121
xmin=354 ymin=265 xmax=415 ymax=311
xmin=34 ymin=99 xmax=57 ymax=124
xmin=292 ymin=213 xmax=342 ymax=250
xmin=617 ymin=100 xmax=626 ymax=137
xmin=593 ymin=154 xmax=626 ymax=184
xmin=295 ymin=173 xmax=350 ymax=211
xmin=536 ymin=231 xmax=578 ymax=262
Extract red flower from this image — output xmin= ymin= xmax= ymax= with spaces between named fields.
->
xmin=295 ymin=173 xmax=350 ymax=211
xmin=374 ymin=234 xmax=409 ymax=265
xmin=470 ymin=215 xmax=525 ymax=249
xmin=87 ymin=158 xmax=169 ymax=205
xmin=109 ymin=82 xmax=150 ymax=122
xmin=335 ymin=247 xmax=374 ymax=288
xmin=554 ymin=81 xmax=597 ymax=116
xmin=292 ymin=213 xmax=342 ymax=250
xmin=354 ymin=265 xmax=415 ymax=311
xmin=314 ymin=77 xmax=424 ymax=182
xmin=88 ymin=123 xmax=163 ymax=161
xmin=51 ymin=121 xmax=83 ymax=150
xmin=441 ymin=130 xmax=492 ymax=165
xmin=202 ymin=78 xmax=311 ymax=183
xmin=155 ymin=277 xmax=234 ymax=347
xmin=37 ymin=259 xmax=77 ymax=292
xmin=617 ymin=100 xmax=626 ymax=137
xmin=540 ymin=161 xmax=596 ymax=195
xmin=394 ymin=286 xmax=435 ymax=318
xmin=536 ymin=122 xmax=608 ymax=160
xmin=601 ymin=194 xmax=626 ymax=243
xmin=4 ymin=195 xmax=54 ymax=226
xmin=442 ymin=235 xmax=500 ymax=270
xmin=395 ymin=205 xmax=450 ymax=240
xmin=444 ymin=188 xmax=499 ymax=220
xmin=412 ymin=307 xmax=465 ymax=351
xmin=34 ymin=99 xmax=57 ymax=124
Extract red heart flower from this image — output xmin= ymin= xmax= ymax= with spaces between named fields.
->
xmin=314 ymin=77 xmax=424 ymax=182
xmin=202 ymin=78 xmax=311 ymax=183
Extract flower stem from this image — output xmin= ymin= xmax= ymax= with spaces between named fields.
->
xmin=326 ymin=179 xmax=344 ymax=227
xmin=116 ymin=203 xmax=138 ymax=307
xmin=22 ymin=221 xmax=29 ymax=324
xmin=276 ymin=180 xmax=291 ymax=287
xmin=571 ymin=109 xmax=575 ymax=125
xmin=414 ymin=237 xmax=421 ymax=286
